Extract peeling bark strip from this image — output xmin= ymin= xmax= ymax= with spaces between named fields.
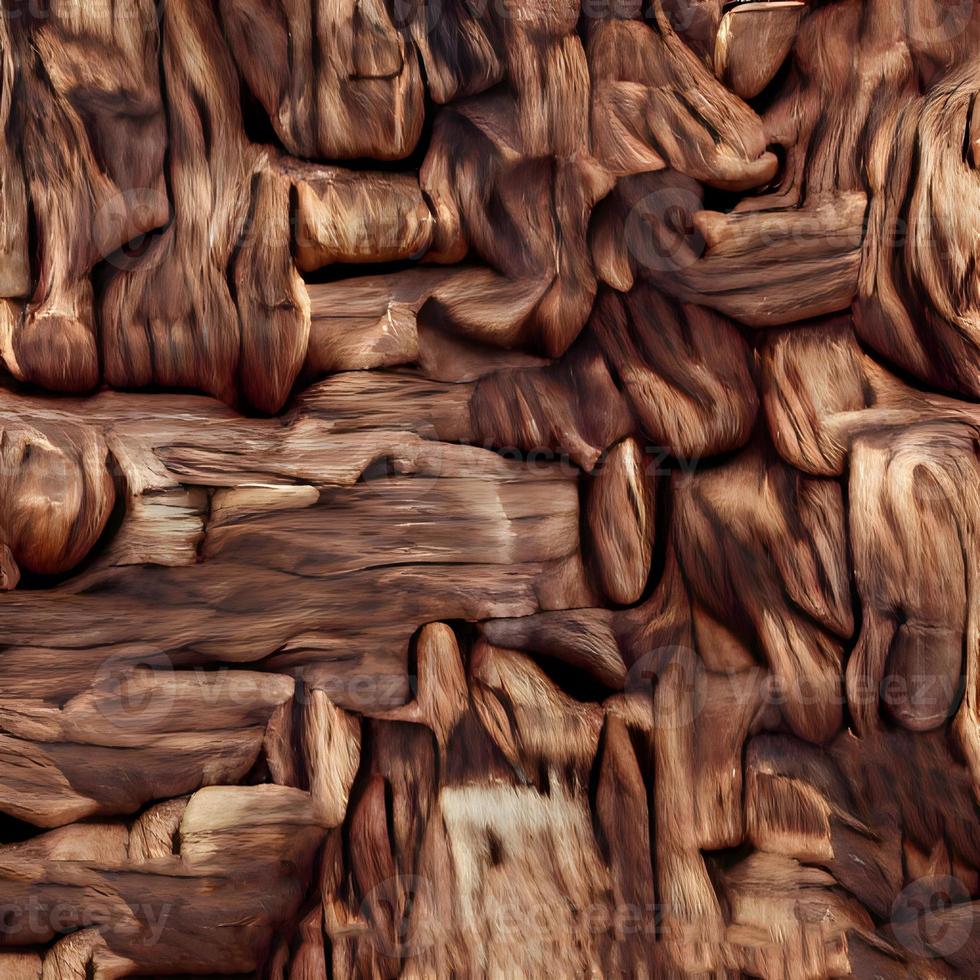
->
xmin=0 ymin=0 xmax=979 ymax=976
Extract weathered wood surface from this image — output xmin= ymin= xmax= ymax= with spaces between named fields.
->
xmin=0 ymin=0 xmax=979 ymax=976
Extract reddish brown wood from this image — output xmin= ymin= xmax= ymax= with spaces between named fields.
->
xmin=0 ymin=0 xmax=978 ymax=976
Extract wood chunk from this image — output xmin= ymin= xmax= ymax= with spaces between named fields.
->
xmin=0 ymin=668 xmax=294 ymax=745
xmin=694 ymin=669 xmax=766 ymax=849
xmin=677 ymin=192 xmax=867 ymax=325
xmin=302 ymin=690 xmax=361 ymax=826
xmin=220 ymin=0 xmax=425 ymax=159
xmin=593 ymin=712 xmax=655 ymax=974
xmin=482 ymin=609 xmax=627 ymax=690
xmin=99 ymin=0 xmax=256 ymax=405
xmin=898 ymin=900 xmax=980 ymax=972
xmin=506 ymin=27 xmax=591 ymax=159
xmin=761 ymin=318 xmax=867 ymax=476
xmin=0 ymin=15 xmax=29 ymax=299
xmin=652 ymin=647 xmax=726 ymax=973
xmin=592 ymin=285 xmax=758 ymax=459
xmin=179 ymin=783 xmax=328 ymax=870
xmin=674 ymin=443 xmax=851 ymax=743
xmin=588 ymin=10 xmax=777 ymax=187
xmin=370 ymin=622 xmax=468 ymax=748
xmin=470 ymin=641 xmax=604 ymax=777
xmin=763 ymin=316 xmax=980 ymax=478
xmin=286 ymin=163 xmax=434 ymax=273
xmin=586 ymin=437 xmax=657 ymax=605
xmin=365 ymin=720 xmax=438 ymax=889
xmin=847 ymin=424 xmax=975 ymax=735
xmin=857 ymin=61 xmax=980 ymax=398
xmin=235 ymin=166 xmax=311 ymax=414
xmin=401 ymin=0 xmax=504 ymax=103
xmin=0 ymin=668 xmax=292 ymax=826
xmin=0 ymin=418 xmax=114 ymax=576
xmin=4 ymin=0 xmax=167 ymax=392
xmin=421 ymin=97 xmax=611 ymax=356
xmin=424 ymin=269 xmax=552 ymax=350
xmin=754 ymin=0 xmax=918 ymax=208
xmin=470 ymin=335 xmax=634 ymax=471
xmin=714 ymin=2 xmax=805 ymax=99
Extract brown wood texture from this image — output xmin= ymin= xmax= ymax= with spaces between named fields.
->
xmin=0 ymin=0 xmax=979 ymax=976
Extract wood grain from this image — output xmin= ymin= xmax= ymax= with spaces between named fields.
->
xmin=1 ymin=0 xmax=979 ymax=975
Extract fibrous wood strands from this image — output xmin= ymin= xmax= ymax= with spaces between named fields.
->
xmin=0 ymin=0 xmax=979 ymax=976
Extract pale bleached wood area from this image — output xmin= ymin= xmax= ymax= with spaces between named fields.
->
xmin=0 ymin=0 xmax=979 ymax=977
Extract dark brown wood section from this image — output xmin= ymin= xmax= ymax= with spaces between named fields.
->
xmin=0 ymin=0 xmax=978 ymax=976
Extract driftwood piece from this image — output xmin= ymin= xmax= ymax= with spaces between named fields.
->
xmin=587 ymin=8 xmax=778 ymax=187
xmin=1 ymin=0 xmax=979 ymax=975
xmin=0 ymin=785 xmax=328 ymax=973
xmin=0 ymin=384 xmax=584 ymax=715
xmin=220 ymin=0 xmax=425 ymax=160
xmin=586 ymin=437 xmax=657 ymax=605
xmin=592 ymin=283 xmax=758 ymax=458
xmin=713 ymin=2 xmax=805 ymax=99
xmin=0 ymin=13 xmax=28 ymax=300
xmin=4 ymin=0 xmax=167 ymax=393
xmin=674 ymin=441 xmax=852 ymax=744
xmin=857 ymin=60 xmax=980 ymax=397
